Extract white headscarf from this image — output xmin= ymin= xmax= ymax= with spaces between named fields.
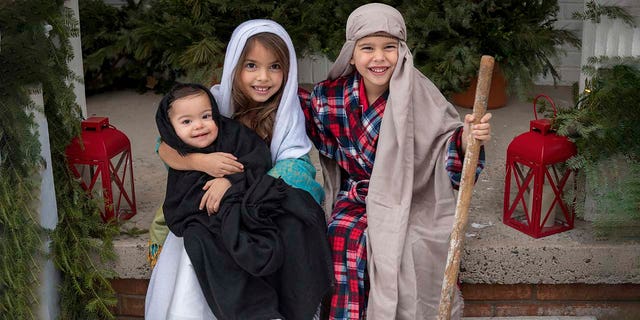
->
xmin=210 ymin=19 xmax=311 ymax=163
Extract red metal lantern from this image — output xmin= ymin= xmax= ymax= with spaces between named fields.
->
xmin=503 ymin=95 xmax=577 ymax=238
xmin=65 ymin=117 xmax=136 ymax=222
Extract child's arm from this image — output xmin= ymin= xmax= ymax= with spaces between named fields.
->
xmin=298 ymin=86 xmax=340 ymax=161
xmin=268 ymin=154 xmax=325 ymax=204
xmin=158 ymin=141 xmax=244 ymax=177
xmin=446 ymin=113 xmax=492 ymax=189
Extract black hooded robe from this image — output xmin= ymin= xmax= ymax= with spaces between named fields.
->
xmin=156 ymin=84 xmax=332 ymax=320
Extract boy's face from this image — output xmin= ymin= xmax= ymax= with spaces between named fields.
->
xmin=169 ymin=93 xmax=218 ymax=149
xmin=238 ymin=40 xmax=284 ymax=104
xmin=350 ymin=35 xmax=399 ymax=97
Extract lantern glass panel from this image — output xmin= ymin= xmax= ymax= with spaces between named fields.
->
xmin=504 ymin=160 xmax=576 ymax=238
xmin=72 ymin=162 xmax=106 ymax=212
xmin=109 ymin=149 xmax=135 ymax=219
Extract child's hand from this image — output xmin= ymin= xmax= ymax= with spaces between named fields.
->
xmin=200 ymin=178 xmax=231 ymax=215
xmin=197 ymin=152 xmax=244 ymax=178
xmin=462 ymin=113 xmax=492 ymax=153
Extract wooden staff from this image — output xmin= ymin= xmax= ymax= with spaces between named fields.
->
xmin=437 ymin=55 xmax=495 ymax=320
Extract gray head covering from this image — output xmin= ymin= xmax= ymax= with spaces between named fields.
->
xmin=328 ymin=3 xmax=407 ymax=80
xmin=211 ymin=19 xmax=311 ymax=163
xmin=320 ymin=3 xmax=465 ymax=319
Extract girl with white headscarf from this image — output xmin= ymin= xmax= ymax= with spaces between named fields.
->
xmin=300 ymin=3 xmax=492 ymax=319
xmin=146 ymin=20 xmax=329 ymax=319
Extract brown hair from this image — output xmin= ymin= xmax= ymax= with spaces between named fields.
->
xmin=231 ymin=32 xmax=289 ymax=144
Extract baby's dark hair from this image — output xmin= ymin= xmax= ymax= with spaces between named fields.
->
xmin=167 ymin=83 xmax=208 ymax=109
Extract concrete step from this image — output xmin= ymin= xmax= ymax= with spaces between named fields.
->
xmin=464 ymin=317 xmax=597 ymax=320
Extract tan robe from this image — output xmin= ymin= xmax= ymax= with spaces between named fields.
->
xmin=322 ymin=3 xmax=464 ymax=319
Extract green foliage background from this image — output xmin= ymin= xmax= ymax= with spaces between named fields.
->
xmin=81 ymin=0 xmax=578 ymax=97
xmin=404 ymin=0 xmax=580 ymax=97
xmin=1 ymin=0 xmax=118 ymax=318
xmin=80 ymin=0 xmax=386 ymax=92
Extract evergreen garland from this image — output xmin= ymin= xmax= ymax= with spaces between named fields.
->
xmin=0 ymin=1 xmax=118 ymax=318
xmin=1 ymin=2 xmax=54 ymax=317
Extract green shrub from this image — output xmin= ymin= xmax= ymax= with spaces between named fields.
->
xmin=555 ymin=58 xmax=640 ymax=237
xmin=81 ymin=0 xmax=577 ymax=97
xmin=402 ymin=0 xmax=580 ymax=97
xmin=80 ymin=0 xmax=144 ymax=93
xmin=80 ymin=0 xmax=386 ymax=91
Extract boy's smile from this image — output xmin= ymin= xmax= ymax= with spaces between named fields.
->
xmin=350 ymin=35 xmax=399 ymax=102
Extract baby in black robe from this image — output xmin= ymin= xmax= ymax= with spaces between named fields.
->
xmin=155 ymin=83 xmax=332 ymax=320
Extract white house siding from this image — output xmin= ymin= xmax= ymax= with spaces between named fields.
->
xmin=297 ymin=54 xmax=332 ymax=85
xmin=103 ymin=0 xmax=130 ymax=7
xmin=536 ymin=0 xmax=586 ymax=86
xmin=579 ymin=0 xmax=640 ymax=91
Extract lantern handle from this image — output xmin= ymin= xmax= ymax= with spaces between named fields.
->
xmin=533 ymin=94 xmax=557 ymax=120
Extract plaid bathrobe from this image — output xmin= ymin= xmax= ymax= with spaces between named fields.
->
xmin=300 ymin=73 xmax=484 ymax=319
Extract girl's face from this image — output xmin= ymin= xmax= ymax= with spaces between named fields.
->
xmin=169 ymin=93 xmax=218 ymax=149
xmin=350 ymin=35 xmax=399 ymax=98
xmin=238 ymin=41 xmax=284 ymax=104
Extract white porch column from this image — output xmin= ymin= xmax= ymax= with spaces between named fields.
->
xmin=31 ymin=87 xmax=60 ymax=320
xmin=65 ymin=0 xmax=87 ymax=117
xmin=36 ymin=0 xmax=87 ymax=317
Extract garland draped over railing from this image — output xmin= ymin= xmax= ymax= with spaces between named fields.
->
xmin=0 ymin=1 xmax=118 ymax=318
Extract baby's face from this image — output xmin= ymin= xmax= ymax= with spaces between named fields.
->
xmin=169 ymin=93 xmax=218 ymax=149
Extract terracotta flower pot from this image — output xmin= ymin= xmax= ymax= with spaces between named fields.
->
xmin=451 ymin=64 xmax=507 ymax=109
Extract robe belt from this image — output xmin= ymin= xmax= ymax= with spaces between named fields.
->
xmin=344 ymin=178 xmax=369 ymax=204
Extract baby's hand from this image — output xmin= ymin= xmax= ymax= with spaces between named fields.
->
xmin=462 ymin=113 xmax=492 ymax=151
xmin=199 ymin=178 xmax=231 ymax=215
xmin=199 ymin=152 xmax=244 ymax=178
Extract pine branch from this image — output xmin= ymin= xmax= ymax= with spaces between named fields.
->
xmin=1 ymin=1 xmax=119 ymax=318
xmin=573 ymin=0 xmax=637 ymax=27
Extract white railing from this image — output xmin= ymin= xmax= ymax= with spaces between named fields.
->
xmin=579 ymin=1 xmax=640 ymax=91
xmin=297 ymin=54 xmax=332 ymax=85
xmin=583 ymin=17 xmax=639 ymax=58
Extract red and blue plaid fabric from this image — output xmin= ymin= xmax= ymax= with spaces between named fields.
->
xmin=447 ymin=126 xmax=486 ymax=189
xmin=300 ymin=73 xmax=483 ymax=319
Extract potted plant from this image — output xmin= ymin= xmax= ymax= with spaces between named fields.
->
xmin=402 ymin=0 xmax=581 ymax=108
